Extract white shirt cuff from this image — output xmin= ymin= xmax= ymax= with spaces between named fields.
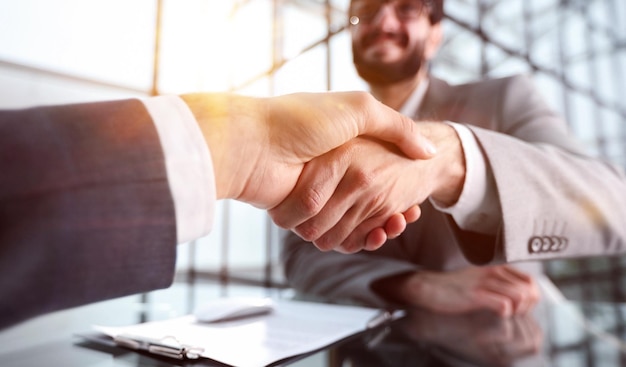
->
xmin=142 ymin=95 xmax=216 ymax=243
xmin=430 ymin=122 xmax=501 ymax=234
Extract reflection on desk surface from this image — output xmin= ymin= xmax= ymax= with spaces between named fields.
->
xmin=2 ymin=298 xmax=626 ymax=366
xmin=335 ymin=301 xmax=626 ymax=367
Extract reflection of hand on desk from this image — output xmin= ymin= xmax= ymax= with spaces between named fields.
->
xmin=399 ymin=308 xmax=543 ymax=366
xmin=333 ymin=307 xmax=544 ymax=367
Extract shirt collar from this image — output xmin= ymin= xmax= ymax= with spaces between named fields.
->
xmin=398 ymin=78 xmax=430 ymax=118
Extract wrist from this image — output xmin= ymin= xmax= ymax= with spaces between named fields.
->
xmin=180 ymin=93 xmax=267 ymax=202
xmin=371 ymin=271 xmax=423 ymax=306
xmin=420 ymin=122 xmax=466 ymax=206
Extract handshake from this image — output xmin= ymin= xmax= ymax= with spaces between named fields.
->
xmin=184 ymin=91 xmax=465 ymax=253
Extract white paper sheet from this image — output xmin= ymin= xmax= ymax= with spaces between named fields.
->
xmin=94 ymin=299 xmax=382 ymax=367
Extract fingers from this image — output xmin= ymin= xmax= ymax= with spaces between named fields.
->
xmin=359 ymin=93 xmax=437 ymax=160
xmin=384 ymin=213 xmax=409 ymax=239
xmin=363 ymin=207 xmax=422 ymax=251
xmin=363 ymin=213 xmax=409 ymax=252
xmin=311 ymin=206 xmax=418 ymax=253
xmin=294 ymin=171 xmax=370 ymax=247
xmin=273 ymin=137 xmax=422 ymax=251
xmin=511 ymin=315 xmax=543 ymax=356
xmin=472 ymin=290 xmax=515 ymax=317
xmin=482 ymin=266 xmax=540 ymax=316
xmin=365 ymin=228 xmax=388 ymax=250
xmin=310 ymin=188 xmax=412 ymax=252
xmin=402 ymin=205 xmax=422 ymax=224
xmin=315 ymin=206 xmax=387 ymax=252
xmin=496 ymin=266 xmax=541 ymax=314
xmin=268 ymin=145 xmax=350 ymax=230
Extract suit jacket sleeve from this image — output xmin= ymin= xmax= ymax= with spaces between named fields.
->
xmin=0 ymin=99 xmax=178 ymax=329
xmin=456 ymin=75 xmax=626 ymax=263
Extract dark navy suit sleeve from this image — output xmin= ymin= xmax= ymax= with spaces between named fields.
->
xmin=0 ymin=99 xmax=177 ymax=329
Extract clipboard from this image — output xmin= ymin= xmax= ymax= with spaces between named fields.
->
xmin=88 ymin=298 xmax=401 ymax=367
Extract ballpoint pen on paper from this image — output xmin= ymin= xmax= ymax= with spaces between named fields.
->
xmin=366 ymin=310 xmax=392 ymax=329
xmin=367 ymin=309 xmax=404 ymax=329
xmin=113 ymin=334 xmax=204 ymax=360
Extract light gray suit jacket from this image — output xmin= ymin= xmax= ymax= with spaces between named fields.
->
xmin=0 ymin=99 xmax=177 ymax=329
xmin=282 ymin=74 xmax=626 ymax=307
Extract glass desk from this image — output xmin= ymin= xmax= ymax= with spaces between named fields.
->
xmin=1 ymin=282 xmax=626 ymax=367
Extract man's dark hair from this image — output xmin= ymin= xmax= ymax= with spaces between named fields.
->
xmin=424 ymin=0 xmax=444 ymax=24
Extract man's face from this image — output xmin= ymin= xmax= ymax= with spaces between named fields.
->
xmin=349 ymin=0 xmax=440 ymax=85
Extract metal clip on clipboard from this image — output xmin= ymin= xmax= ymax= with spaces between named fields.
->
xmin=113 ymin=334 xmax=204 ymax=360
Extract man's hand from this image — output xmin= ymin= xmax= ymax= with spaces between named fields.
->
xmin=269 ymin=121 xmax=464 ymax=253
xmin=401 ymin=308 xmax=543 ymax=366
xmin=182 ymin=92 xmax=435 ymax=209
xmin=374 ymin=265 xmax=541 ymax=317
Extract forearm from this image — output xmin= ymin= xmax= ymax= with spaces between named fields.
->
xmin=370 ymin=271 xmax=423 ymax=306
xmin=371 ymin=270 xmax=452 ymax=309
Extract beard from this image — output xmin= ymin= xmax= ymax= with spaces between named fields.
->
xmin=352 ymin=36 xmax=425 ymax=86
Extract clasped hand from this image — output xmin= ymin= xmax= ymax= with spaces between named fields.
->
xmin=270 ymin=119 xmax=465 ymax=253
xmin=186 ymin=91 xmax=463 ymax=253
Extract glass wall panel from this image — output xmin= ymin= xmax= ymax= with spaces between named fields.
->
xmin=484 ymin=43 xmax=531 ymax=77
xmin=444 ymin=0 xmax=479 ymax=27
xmin=328 ymin=29 xmax=368 ymax=91
xmin=0 ymin=0 xmax=155 ymax=92
xmin=482 ymin=0 xmax=526 ymax=55
xmin=158 ymin=0 xmax=274 ymax=93
xmin=527 ymin=2 xmax=561 ymax=72
xmin=282 ymin=2 xmax=329 ymax=60
xmin=275 ymin=43 xmax=330 ymax=93
xmin=433 ymin=21 xmax=483 ymax=83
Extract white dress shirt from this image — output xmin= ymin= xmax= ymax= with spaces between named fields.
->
xmin=399 ymin=80 xmax=502 ymax=234
xmin=142 ymin=95 xmax=216 ymax=244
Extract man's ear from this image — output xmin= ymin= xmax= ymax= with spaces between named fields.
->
xmin=424 ymin=23 xmax=443 ymax=61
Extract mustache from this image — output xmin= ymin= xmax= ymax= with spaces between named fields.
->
xmin=361 ymin=30 xmax=408 ymax=48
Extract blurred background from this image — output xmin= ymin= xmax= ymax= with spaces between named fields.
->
xmin=1 ymin=0 xmax=626 ymax=322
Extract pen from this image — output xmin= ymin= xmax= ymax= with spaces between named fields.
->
xmin=113 ymin=334 xmax=204 ymax=360
xmin=367 ymin=310 xmax=392 ymax=329
xmin=366 ymin=309 xmax=406 ymax=329
xmin=365 ymin=325 xmax=391 ymax=349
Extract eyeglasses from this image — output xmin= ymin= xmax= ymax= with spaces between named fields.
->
xmin=350 ymin=0 xmax=429 ymax=25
